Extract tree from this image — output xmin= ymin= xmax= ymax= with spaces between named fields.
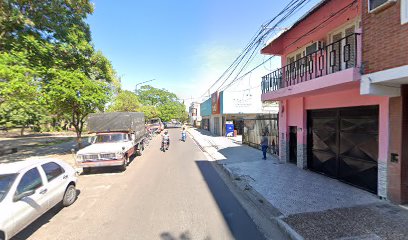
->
xmin=0 ymin=51 xmax=48 ymax=135
xmin=137 ymin=85 xmax=188 ymax=122
xmin=107 ymin=90 xmax=141 ymax=112
xmin=0 ymin=0 xmax=119 ymax=141
xmin=47 ymin=69 xmax=111 ymax=145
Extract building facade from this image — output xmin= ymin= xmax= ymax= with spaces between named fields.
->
xmin=261 ymin=0 xmax=390 ymax=196
xmin=200 ymin=90 xmax=279 ymax=136
xmin=188 ymin=102 xmax=201 ymax=127
xmin=200 ymin=98 xmax=212 ymax=131
xmin=360 ymin=0 xmax=408 ymax=203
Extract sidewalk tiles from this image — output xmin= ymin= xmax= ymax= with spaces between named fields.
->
xmin=188 ymin=128 xmax=408 ymax=240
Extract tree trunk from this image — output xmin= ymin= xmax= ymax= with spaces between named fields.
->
xmin=76 ymin=131 xmax=82 ymax=149
xmin=20 ymin=127 xmax=25 ymax=136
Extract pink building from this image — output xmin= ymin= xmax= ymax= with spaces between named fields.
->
xmin=261 ymin=0 xmax=389 ymax=197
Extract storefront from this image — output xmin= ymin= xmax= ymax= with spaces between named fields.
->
xmin=221 ymin=89 xmax=278 ymax=137
xmin=200 ymin=98 xmax=212 ymax=131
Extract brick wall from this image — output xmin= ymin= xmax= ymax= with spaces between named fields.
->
xmin=362 ymin=0 xmax=408 ymax=74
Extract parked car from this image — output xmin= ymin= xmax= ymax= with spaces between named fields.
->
xmin=0 ymin=158 xmax=78 ymax=240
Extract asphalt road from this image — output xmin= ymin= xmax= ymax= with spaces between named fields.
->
xmin=12 ymin=128 xmax=266 ymax=240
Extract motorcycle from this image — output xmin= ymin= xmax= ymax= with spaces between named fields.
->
xmin=181 ymin=132 xmax=186 ymax=142
xmin=161 ymin=139 xmax=169 ymax=152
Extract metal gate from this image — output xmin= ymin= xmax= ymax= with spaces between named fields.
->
xmin=307 ymin=106 xmax=379 ymax=193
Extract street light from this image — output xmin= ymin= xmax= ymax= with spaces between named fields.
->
xmin=135 ymin=79 xmax=156 ymax=92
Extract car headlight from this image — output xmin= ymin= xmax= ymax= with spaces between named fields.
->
xmin=115 ymin=152 xmax=124 ymax=159
xmin=76 ymin=155 xmax=83 ymax=162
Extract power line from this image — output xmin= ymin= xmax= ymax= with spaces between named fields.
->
xmin=222 ymin=0 xmax=357 ymax=92
xmin=200 ymin=0 xmax=310 ymax=97
xmin=219 ymin=0 xmax=312 ymax=91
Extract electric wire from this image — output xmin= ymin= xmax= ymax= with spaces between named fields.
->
xmin=200 ymin=0 xmax=309 ymax=97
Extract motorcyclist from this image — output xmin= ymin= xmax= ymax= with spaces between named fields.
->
xmin=161 ymin=130 xmax=170 ymax=150
xmin=181 ymin=127 xmax=187 ymax=141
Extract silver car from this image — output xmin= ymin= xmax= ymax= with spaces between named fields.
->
xmin=0 ymin=158 xmax=78 ymax=240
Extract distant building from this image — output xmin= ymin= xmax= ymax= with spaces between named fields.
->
xmin=188 ymin=102 xmax=201 ymax=127
xmin=199 ymin=90 xmax=278 ymax=136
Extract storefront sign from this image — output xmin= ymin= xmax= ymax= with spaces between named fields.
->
xmin=222 ymin=90 xmax=262 ymax=114
xmin=212 ymin=92 xmax=220 ymax=114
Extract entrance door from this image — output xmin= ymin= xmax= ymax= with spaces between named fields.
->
xmin=308 ymin=106 xmax=379 ymax=193
xmin=289 ymin=126 xmax=297 ymax=164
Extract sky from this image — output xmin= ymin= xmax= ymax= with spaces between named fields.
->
xmin=87 ymin=0 xmax=321 ymax=107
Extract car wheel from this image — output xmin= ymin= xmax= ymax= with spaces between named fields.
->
xmin=62 ymin=184 xmax=77 ymax=207
xmin=120 ymin=155 xmax=128 ymax=171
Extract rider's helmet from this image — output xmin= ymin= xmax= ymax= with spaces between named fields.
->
xmin=164 ymin=130 xmax=168 ymax=134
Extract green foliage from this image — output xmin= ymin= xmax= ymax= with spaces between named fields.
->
xmin=107 ymin=90 xmax=141 ymax=112
xmin=140 ymin=105 xmax=159 ymax=120
xmin=0 ymin=52 xmax=48 ymax=134
xmin=0 ymin=0 xmax=118 ymax=140
xmin=47 ymin=69 xmax=111 ymax=137
xmin=137 ymin=85 xmax=188 ymax=122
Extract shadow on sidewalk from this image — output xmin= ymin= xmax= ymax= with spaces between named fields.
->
xmin=193 ymin=128 xmax=215 ymax=137
xmin=195 ymin=160 xmax=266 ymax=240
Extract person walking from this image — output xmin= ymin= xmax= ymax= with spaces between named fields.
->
xmin=261 ymin=133 xmax=268 ymax=160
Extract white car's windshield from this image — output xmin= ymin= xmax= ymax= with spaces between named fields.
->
xmin=0 ymin=174 xmax=18 ymax=202
xmin=94 ymin=134 xmax=127 ymax=143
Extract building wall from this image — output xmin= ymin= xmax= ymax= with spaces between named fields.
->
xmin=279 ymin=86 xmax=389 ymax=196
xmin=200 ymin=98 xmax=212 ymax=117
xmin=362 ymin=0 xmax=408 ymax=74
xmin=388 ymin=96 xmax=403 ymax=202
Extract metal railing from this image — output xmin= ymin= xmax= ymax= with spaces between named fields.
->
xmin=261 ymin=33 xmax=360 ymax=94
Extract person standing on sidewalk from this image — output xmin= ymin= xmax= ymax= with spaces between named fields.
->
xmin=260 ymin=133 xmax=268 ymax=160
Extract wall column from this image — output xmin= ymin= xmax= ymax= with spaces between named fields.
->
xmin=279 ymin=100 xmax=289 ymax=163
xmin=297 ymin=97 xmax=307 ymax=169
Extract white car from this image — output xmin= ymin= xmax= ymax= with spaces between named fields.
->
xmin=0 ymin=158 xmax=78 ymax=240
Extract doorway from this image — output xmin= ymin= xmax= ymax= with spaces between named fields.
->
xmin=289 ymin=126 xmax=297 ymax=164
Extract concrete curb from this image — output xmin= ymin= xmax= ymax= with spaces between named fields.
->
xmin=188 ymin=128 xmax=304 ymax=240
xmin=276 ymin=218 xmax=304 ymax=240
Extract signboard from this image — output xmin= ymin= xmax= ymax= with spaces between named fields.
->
xmin=200 ymin=98 xmax=212 ymax=117
xmin=262 ymin=101 xmax=279 ymax=114
xmin=222 ymin=90 xmax=279 ymax=114
xmin=222 ymin=90 xmax=261 ymax=114
xmin=225 ymin=121 xmax=234 ymax=137
xmin=211 ymin=92 xmax=220 ymax=114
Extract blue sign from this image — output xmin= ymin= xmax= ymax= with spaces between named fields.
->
xmin=226 ymin=121 xmax=234 ymax=137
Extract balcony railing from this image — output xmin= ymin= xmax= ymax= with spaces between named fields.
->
xmin=261 ymin=33 xmax=360 ymax=94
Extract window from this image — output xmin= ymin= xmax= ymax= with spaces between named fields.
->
xmin=369 ymin=0 xmax=396 ymax=12
xmin=0 ymin=174 xmax=17 ymax=202
xmin=402 ymin=0 xmax=408 ymax=24
xmin=15 ymin=168 xmax=43 ymax=195
xmin=42 ymin=162 xmax=65 ymax=182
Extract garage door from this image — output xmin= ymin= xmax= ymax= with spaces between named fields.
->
xmin=308 ymin=106 xmax=379 ymax=193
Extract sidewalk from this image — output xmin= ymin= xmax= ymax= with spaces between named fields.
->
xmin=188 ymin=128 xmax=408 ymax=240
